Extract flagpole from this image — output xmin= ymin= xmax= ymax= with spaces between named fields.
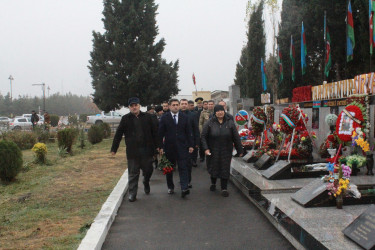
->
xmin=345 ymin=0 xmax=348 ymax=79
xmin=323 ymin=11 xmax=326 ymax=83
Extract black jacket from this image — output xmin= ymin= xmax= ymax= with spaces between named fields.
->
xmin=158 ymin=111 xmax=193 ymax=161
xmin=31 ymin=113 xmax=39 ymax=124
xmin=111 ymin=111 xmax=159 ymax=159
xmin=181 ymin=110 xmax=200 ymax=146
xmin=201 ymin=116 xmax=243 ymax=179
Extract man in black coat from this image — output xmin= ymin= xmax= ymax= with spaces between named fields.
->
xmin=180 ymin=99 xmax=200 ymax=186
xmin=31 ymin=110 xmax=39 ymax=129
xmin=159 ymin=99 xmax=194 ymax=198
xmin=111 ymin=97 xmax=159 ymax=202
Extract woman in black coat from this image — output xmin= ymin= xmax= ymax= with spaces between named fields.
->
xmin=201 ymin=105 xmax=243 ymax=197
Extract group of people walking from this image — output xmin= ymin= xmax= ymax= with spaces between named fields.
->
xmin=111 ymin=97 xmax=243 ymax=202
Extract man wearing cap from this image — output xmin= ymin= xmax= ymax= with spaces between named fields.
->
xmin=111 ymin=97 xmax=159 ymax=202
xmin=194 ymin=97 xmax=204 ymax=117
xmin=146 ymin=105 xmax=155 ymax=115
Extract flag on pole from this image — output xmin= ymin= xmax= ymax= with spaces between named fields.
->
xmin=347 ymin=0 xmax=355 ymax=62
xmin=192 ymin=73 xmax=196 ymax=85
xmin=324 ymin=27 xmax=332 ymax=77
xmin=261 ymin=58 xmax=267 ymax=91
xmin=277 ymin=45 xmax=283 ymax=84
xmin=369 ymin=0 xmax=375 ymax=54
xmin=301 ymin=22 xmax=307 ymax=75
xmin=290 ymin=35 xmax=295 ymax=82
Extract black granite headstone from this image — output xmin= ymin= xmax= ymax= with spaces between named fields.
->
xmin=262 ymin=160 xmax=291 ymax=180
xmin=291 ymin=179 xmax=327 ymax=207
xmin=343 ymin=205 xmax=375 ymax=250
xmin=254 ymin=154 xmax=272 ymax=170
xmin=242 ymin=150 xmax=257 ymax=163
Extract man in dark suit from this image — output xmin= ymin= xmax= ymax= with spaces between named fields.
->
xmin=111 ymin=97 xmax=159 ymax=202
xmin=159 ymin=99 xmax=194 ymax=198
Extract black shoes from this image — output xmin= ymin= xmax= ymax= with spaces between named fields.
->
xmin=128 ymin=195 xmax=137 ymax=202
xmin=181 ymin=189 xmax=190 ymax=198
xmin=221 ymin=190 xmax=229 ymax=197
xmin=210 ymin=184 xmax=216 ymax=191
xmin=144 ymin=182 xmax=150 ymax=195
xmin=168 ymin=189 xmax=174 ymax=194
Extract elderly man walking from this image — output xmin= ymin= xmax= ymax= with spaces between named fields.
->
xmin=111 ymin=97 xmax=159 ymax=202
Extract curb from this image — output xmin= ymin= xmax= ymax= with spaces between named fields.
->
xmin=78 ymin=169 xmax=129 ymax=250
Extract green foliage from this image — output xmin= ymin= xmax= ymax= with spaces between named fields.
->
xmin=49 ymin=114 xmax=59 ymax=127
xmin=79 ymin=114 xmax=89 ymax=123
xmin=0 ymin=93 xmax=99 ymax=117
xmin=57 ymin=128 xmax=78 ymax=154
xmin=87 ymin=125 xmax=104 ymax=145
xmin=68 ymin=115 xmax=78 ymax=126
xmin=89 ymin=0 xmax=179 ymax=111
xmin=0 ymin=140 xmax=23 ymax=182
xmin=99 ymin=123 xmax=111 ymax=139
xmin=277 ymin=0 xmax=373 ymax=99
xmin=32 ymin=143 xmax=48 ymax=164
xmin=32 ymin=126 xmax=50 ymax=143
xmin=3 ymin=131 xmax=37 ymax=150
xmin=234 ymin=0 xmax=266 ymax=105
xmin=78 ymin=128 xmax=86 ymax=149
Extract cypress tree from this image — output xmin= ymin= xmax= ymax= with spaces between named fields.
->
xmin=89 ymin=0 xmax=179 ymax=111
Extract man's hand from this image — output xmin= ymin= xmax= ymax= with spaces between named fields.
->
xmin=189 ymin=147 xmax=194 ymax=153
xmin=205 ymin=149 xmax=211 ymax=156
xmin=159 ymin=148 xmax=164 ymax=155
xmin=239 ymin=153 xmax=243 ymax=157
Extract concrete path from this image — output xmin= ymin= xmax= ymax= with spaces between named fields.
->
xmin=103 ymin=161 xmax=294 ymax=250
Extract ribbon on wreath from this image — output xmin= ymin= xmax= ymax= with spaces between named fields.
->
xmin=343 ymin=108 xmax=362 ymax=125
xmin=251 ymin=114 xmax=265 ymax=125
xmin=281 ymin=114 xmax=296 ymax=128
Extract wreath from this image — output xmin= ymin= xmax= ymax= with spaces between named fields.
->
xmin=251 ymin=107 xmax=267 ymax=136
xmin=279 ymin=105 xmax=300 ymax=134
xmin=335 ymin=105 xmax=364 ymax=142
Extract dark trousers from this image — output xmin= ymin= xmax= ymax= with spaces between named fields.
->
xmin=166 ymin=158 xmax=189 ymax=190
xmin=211 ymin=177 xmax=228 ymax=190
xmin=128 ymin=157 xmax=153 ymax=197
xmin=191 ymin=147 xmax=198 ymax=165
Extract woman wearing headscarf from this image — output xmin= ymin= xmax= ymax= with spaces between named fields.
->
xmin=201 ymin=104 xmax=243 ymax=197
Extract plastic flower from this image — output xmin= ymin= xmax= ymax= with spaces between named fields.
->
xmin=301 ymin=136 xmax=306 ymax=141
xmin=327 ymin=162 xmax=334 ymax=172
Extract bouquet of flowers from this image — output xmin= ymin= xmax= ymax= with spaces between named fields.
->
xmin=279 ymin=105 xmax=300 ymax=134
xmin=323 ymin=163 xmax=351 ymax=198
xmin=251 ymin=107 xmax=267 ymax=136
xmin=158 ymin=154 xmax=174 ymax=175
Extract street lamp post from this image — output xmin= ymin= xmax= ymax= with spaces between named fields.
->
xmin=8 ymin=75 xmax=14 ymax=101
xmin=32 ymin=83 xmax=46 ymax=112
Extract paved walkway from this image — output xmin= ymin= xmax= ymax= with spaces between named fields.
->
xmin=103 ymin=161 xmax=294 ymax=250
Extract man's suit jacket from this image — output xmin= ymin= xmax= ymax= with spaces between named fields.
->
xmin=159 ymin=111 xmax=194 ymax=161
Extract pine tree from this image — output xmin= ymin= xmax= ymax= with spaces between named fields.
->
xmin=88 ymin=0 xmax=179 ymax=111
xmin=234 ymin=1 xmax=266 ymax=106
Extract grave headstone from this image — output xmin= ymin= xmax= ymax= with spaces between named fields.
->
xmin=262 ymin=160 xmax=291 ymax=180
xmin=343 ymin=205 xmax=375 ymax=250
xmin=291 ymin=179 xmax=327 ymax=207
xmin=242 ymin=150 xmax=257 ymax=163
xmin=254 ymin=154 xmax=272 ymax=170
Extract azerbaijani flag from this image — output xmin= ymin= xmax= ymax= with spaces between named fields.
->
xmin=261 ymin=58 xmax=267 ymax=91
xmin=277 ymin=45 xmax=283 ymax=84
xmin=290 ymin=35 xmax=295 ymax=82
xmin=301 ymin=22 xmax=307 ymax=75
xmin=369 ymin=0 xmax=375 ymax=54
xmin=192 ymin=73 xmax=196 ymax=85
xmin=324 ymin=27 xmax=332 ymax=77
xmin=347 ymin=0 xmax=355 ymax=62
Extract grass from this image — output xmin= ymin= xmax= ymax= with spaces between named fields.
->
xmin=0 ymin=138 xmax=127 ymax=249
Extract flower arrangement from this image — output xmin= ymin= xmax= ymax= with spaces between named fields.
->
xmin=251 ymin=107 xmax=267 ymax=136
xmin=352 ymin=128 xmax=370 ymax=152
xmin=158 ymin=154 xmax=174 ymax=175
xmin=345 ymin=154 xmax=367 ymax=168
xmin=336 ymin=104 xmax=364 ymax=142
xmin=325 ymin=114 xmax=338 ymax=127
xmin=32 ymin=142 xmax=47 ymax=164
xmin=279 ymin=105 xmax=300 ymax=134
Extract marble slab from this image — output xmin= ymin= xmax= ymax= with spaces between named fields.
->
xmin=263 ymin=192 xmax=369 ymax=250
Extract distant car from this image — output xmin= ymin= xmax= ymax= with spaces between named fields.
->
xmin=9 ymin=117 xmax=32 ymax=130
xmin=0 ymin=117 xmax=11 ymax=124
xmin=86 ymin=111 xmax=122 ymax=125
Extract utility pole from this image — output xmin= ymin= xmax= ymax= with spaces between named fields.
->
xmin=32 ymin=83 xmax=46 ymax=112
xmin=47 ymin=86 xmax=50 ymax=97
xmin=8 ymin=75 xmax=14 ymax=101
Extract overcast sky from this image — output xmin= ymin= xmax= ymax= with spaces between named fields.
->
xmin=0 ymin=0 xmax=279 ymax=99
